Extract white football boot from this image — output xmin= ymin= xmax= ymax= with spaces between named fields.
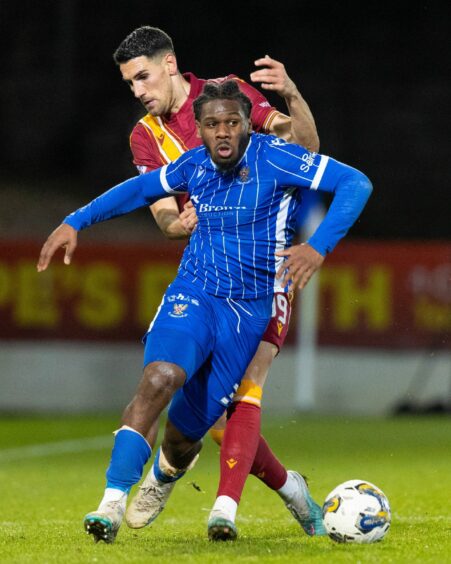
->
xmin=84 ymin=497 xmax=126 ymax=543
xmin=126 ymin=451 xmax=199 ymax=529
xmin=125 ymin=471 xmax=176 ymax=529
xmin=279 ymin=471 xmax=327 ymax=536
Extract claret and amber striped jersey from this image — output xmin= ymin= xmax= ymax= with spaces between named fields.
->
xmin=130 ymin=72 xmax=280 ymax=210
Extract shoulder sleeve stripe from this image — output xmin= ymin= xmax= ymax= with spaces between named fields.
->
xmin=262 ymin=110 xmax=280 ymax=133
xmin=159 ymin=165 xmax=174 ymax=193
xmin=311 ymin=156 xmax=329 ymax=190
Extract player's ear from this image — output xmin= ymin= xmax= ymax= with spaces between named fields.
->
xmin=165 ymin=53 xmax=178 ymax=76
xmin=195 ymin=120 xmax=202 ymax=138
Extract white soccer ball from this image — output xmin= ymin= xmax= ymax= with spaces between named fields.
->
xmin=322 ymin=479 xmax=391 ymax=544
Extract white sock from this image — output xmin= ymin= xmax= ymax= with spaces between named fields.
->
xmin=277 ymin=472 xmax=298 ymax=501
xmin=211 ymin=495 xmax=238 ymax=522
xmin=98 ymin=487 xmax=127 ymax=510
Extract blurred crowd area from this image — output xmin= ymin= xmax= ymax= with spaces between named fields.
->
xmin=0 ymin=1 xmax=450 ymax=242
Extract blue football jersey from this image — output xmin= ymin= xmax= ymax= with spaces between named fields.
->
xmin=157 ymin=133 xmax=366 ymax=298
xmin=65 ymin=133 xmax=372 ymax=299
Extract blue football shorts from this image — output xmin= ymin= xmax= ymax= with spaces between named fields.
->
xmin=142 ymin=276 xmax=272 ymax=440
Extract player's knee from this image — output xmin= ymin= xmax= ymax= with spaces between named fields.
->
xmin=243 ymin=341 xmax=277 ymax=386
xmin=142 ymin=361 xmax=185 ymax=398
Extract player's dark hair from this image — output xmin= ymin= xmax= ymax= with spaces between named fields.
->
xmin=113 ymin=26 xmax=174 ymax=64
xmin=193 ymin=80 xmax=252 ymax=121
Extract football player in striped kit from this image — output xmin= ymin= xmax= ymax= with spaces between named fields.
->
xmin=112 ymin=26 xmax=326 ymax=540
xmin=37 ymin=80 xmax=372 ymax=542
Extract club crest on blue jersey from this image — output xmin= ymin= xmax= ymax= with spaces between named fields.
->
xmin=238 ymin=166 xmax=251 ymax=183
xmin=169 ymin=303 xmax=189 ymax=317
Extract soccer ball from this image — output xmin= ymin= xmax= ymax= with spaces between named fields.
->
xmin=322 ymin=479 xmax=391 ymax=544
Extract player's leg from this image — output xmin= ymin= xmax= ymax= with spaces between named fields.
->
xmin=210 ymin=340 xmax=274 ymax=534
xmin=123 ymin=279 xmax=220 ymax=530
xmin=126 ymin=337 xmax=258 ymax=532
xmin=206 ymin=294 xmax=272 ymax=541
xmin=145 ymin=417 xmax=161 ymax=448
xmin=84 ymin=278 xmax=213 ymax=543
xmin=210 ymin=292 xmax=326 ymax=538
xmin=84 ymin=360 xmax=186 ymax=543
xmin=126 ymin=292 xmax=271 ymax=539
xmin=125 ymin=417 xmax=202 ymax=529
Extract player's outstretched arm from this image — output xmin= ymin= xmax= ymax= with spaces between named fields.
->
xmin=250 ymin=55 xmax=319 ymax=151
xmin=37 ymin=167 xmax=179 ymax=271
xmin=276 ymin=242 xmax=324 ymax=290
xmin=37 ymin=223 xmax=78 ymax=272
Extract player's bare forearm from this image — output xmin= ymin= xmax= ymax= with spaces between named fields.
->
xmin=250 ymin=55 xmax=319 ymax=152
xmin=150 ymin=198 xmax=190 ymax=240
xmin=37 ymin=223 xmax=78 ymax=272
xmin=276 ymin=242 xmax=324 ymax=289
xmin=272 ymin=96 xmax=319 ymax=152
xmin=153 ymin=208 xmax=190 ymax=239
xmin=179 ymin=201 xmax=198 ymax=235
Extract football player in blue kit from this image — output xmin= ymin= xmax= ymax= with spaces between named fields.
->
xmin=37 ymin=80 xmax=372 ymax=543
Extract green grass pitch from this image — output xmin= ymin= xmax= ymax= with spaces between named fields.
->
xmin=0 ymin=414 xmax=450 ymax=563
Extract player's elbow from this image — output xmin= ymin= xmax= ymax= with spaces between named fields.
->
xmin=165 ymin=229 xmax=189 ymax=240
xmin=340 ymin=172 xmax=373 ymax=210
xmin=295 ymin=131 xmax=319 ymax=153
xmin=358 ymin=174 xmax=373 ymax=201
xmin=309 ymin=133 xmax=320 ymax=153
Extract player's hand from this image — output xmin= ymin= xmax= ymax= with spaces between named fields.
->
xmin=250 ymin=55 xmax=298 ymax=99
xmin=276 ymin=243 xmax=324 ymax=289
xmin=179 ymin=200 xmax=198 ymax=235
xmin=37 ymin=223 xmax=78 ymax=272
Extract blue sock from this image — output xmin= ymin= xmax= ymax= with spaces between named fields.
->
xmin=152 ymin=448 xmax=185 ymax=484
xmin=106 ymin=428 xmax=151 ymax=492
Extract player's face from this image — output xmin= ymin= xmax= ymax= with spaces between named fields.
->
xmin=119 ymin=55 xmax=176 ymax=116
xmin=197 ymin=100 xmax=251 ymax=171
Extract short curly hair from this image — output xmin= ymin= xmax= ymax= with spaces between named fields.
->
xmin=193 ymin=80 xmax=252 ymax=121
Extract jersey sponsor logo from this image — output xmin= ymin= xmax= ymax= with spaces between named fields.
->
xmin=198 ymin=203 xmax=247 ymax=213
xmin=226 ymin=458 xmax=238 ymax=469
xmin=167 ymin=293 xmax=199 ymax=306
xmin=300 ymin=151 xmax=317 ymax=173
xmin=169 ymin=303 xmax=189 ymax=317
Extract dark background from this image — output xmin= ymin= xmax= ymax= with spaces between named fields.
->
xmin=1 ymin=0 xmax=449 ymax=241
